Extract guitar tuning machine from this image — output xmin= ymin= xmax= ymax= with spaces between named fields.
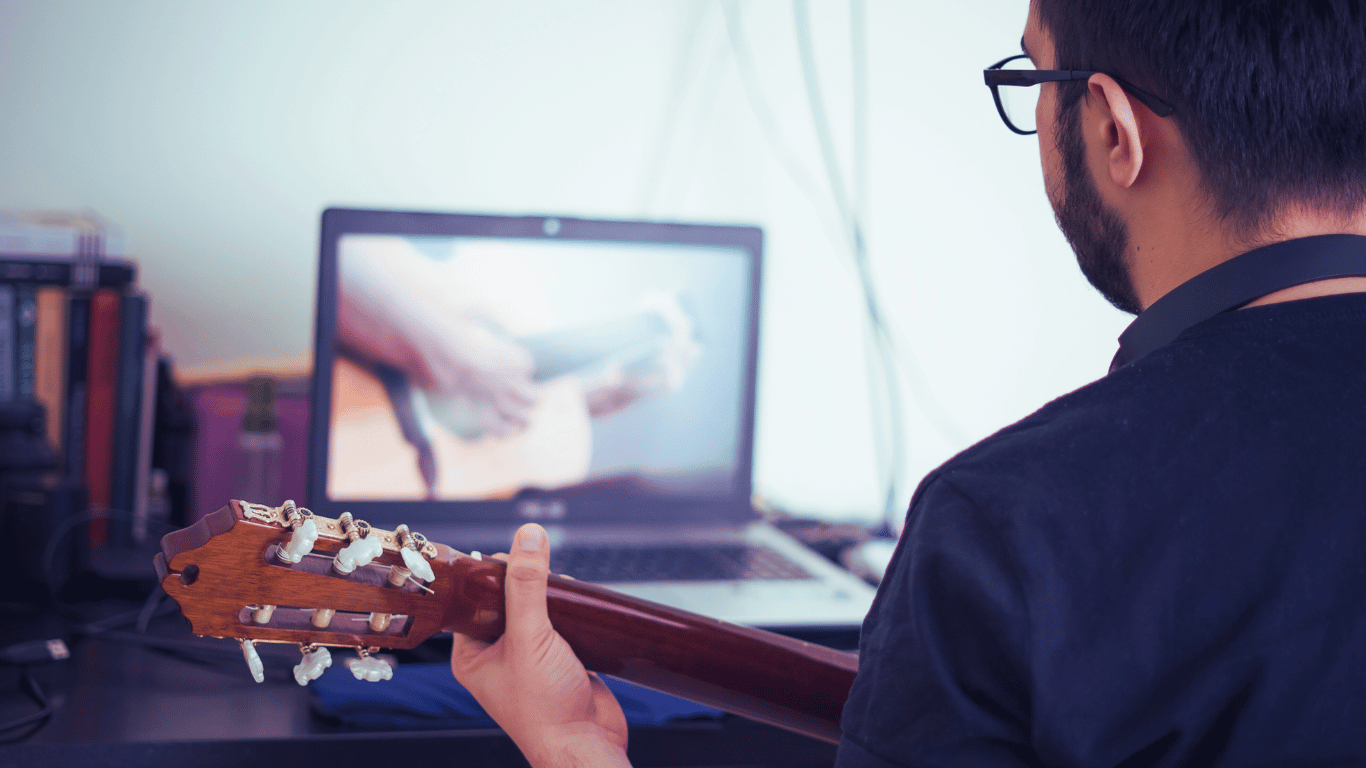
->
xmin=293 ymin=644 xmax=332 ymax=686
xmin=346 ymin=646 xmax=394 ymax=682
xmin=388 ymin=524 xmax=436 ymax=586
xmin=333 ymin=512 xmax=382 ymax=575
xmin=277 ymin=502 xmax=318 ymax=564
xmin=240 ymin=639 xmax=265 ymax=683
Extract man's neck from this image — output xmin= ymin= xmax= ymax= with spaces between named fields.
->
xmin=1129 ymin=209 xmax=1366 ymax=312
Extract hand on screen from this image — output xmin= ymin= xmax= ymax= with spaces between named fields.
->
xmin=412 ymin=317 xmax=538 ymax=439
xmin=580 ymin=293 xmax=702 ymax=420
xmin=337 ymin=237 xmax=538 ymax=440
xmin=450 ymin=524 xmax=631 ymax=768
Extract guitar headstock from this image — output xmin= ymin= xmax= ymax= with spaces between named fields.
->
xmin=154 ymin=499 xmax=495 ymax=685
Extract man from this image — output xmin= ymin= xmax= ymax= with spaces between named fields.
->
xmin=449 ymin=0 xmax=1366 ymax=765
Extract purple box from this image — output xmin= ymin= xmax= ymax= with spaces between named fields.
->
xmin=188 ymin=375 xmax=310 ymax=522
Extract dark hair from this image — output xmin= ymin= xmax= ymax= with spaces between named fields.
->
xmin=1035 ymin=0 xmax=1366 ymax=234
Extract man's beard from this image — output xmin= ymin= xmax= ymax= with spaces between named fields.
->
xmin=1051 ymin=97 xmax=1142 ymax=315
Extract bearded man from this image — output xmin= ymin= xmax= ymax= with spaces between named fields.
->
xmin=449 ymin=1 xmax=1366 ymax=765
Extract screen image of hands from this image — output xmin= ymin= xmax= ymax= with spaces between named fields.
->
xmin=338 ymin=238 xmax=541 ymax=441
xmin=328 ymin=233 xmax=738 ymax=502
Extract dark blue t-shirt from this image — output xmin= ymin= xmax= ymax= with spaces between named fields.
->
xmin=838 ymin=293 xmax=1366 ymax=767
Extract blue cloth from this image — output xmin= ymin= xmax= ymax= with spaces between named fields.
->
xmin=310 ymin=661 xmax=723 ymax=731
xmin=838 ymin=293 xmax=1366 ymax=766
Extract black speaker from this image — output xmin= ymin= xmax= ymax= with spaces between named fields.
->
xmin=0 ymin=401 xmax=87 ymax=603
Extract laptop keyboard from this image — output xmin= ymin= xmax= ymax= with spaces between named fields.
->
xmin=550 ymin=544 xmax=812 ymax=583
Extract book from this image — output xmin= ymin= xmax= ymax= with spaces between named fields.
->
xmin=0 ymin=212 xmax=134 ymax=291
xmin=0 ymin=285 xmax=12 ymax=399
xmin=109 ymin=292 xmax=148 ymax=547
xmin=132 ymin=329 xmax=160 ymax=544
xmin=64 ymin=293 xmax=89 ymax=478
xmin=16 ymin=285 xmax=36 ymax=400
xmin=0 ymin=212 xmax=149 ymax=548
xmin=84 ymin=288 xmax=122 ymax=547
xmin=34 ymin=287 xmax=68 ymax=452
xmin=0 ymin=210 xmax=128 ymax=259
xmin=0 ymin=259 xmax=136 ymax=287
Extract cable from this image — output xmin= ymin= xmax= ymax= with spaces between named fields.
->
xmin=791 ymin=0 xmax=907 ymax=532
xmin=0 ymin=668 xmax=58 ymax=744
xmin=34 ymin=509 xmax=250 ymax=670
xmin=135 ymin=588 xmax=165 ymax=635
xmin=791 ymin=0 xmax=972 ymax=534
xmin=40 ymin=508 xmax=177 ymax=604
xmin=656 ymin=30 xmax=734 ymax=213
xmin=720 ymin=0 xmax=848 ymax=256
xmin=851 ymin=0 xmax=868 ymax=235
xmin=639 ymin=2 xmax=713 ymax=214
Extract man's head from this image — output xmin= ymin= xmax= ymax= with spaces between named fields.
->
xmin=1025 ymin=0 xmax=1366 ymax=312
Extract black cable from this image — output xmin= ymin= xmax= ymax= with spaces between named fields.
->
xmin=34 ymin=510 xmax=250 ymax=671
xmin=0 ymin=668 xmax=58 ymax=744
xmin=40 ymin=507 xmax=177 ymax=604
xmin=135 ymin=587 xmax=165 ymax=635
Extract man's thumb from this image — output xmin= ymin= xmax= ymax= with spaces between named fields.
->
xmin=503 ymin=523 xmax=552 ymax=639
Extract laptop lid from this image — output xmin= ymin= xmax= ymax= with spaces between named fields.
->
xmin=307 ymin=208 xmax=764 ymax=530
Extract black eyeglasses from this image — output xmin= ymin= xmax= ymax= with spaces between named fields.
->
xmin=984 ymin=53 xmax=1176 ymax=135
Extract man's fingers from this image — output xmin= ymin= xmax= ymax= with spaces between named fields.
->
xmin=504 ymin=523 xmax=552 ymax=642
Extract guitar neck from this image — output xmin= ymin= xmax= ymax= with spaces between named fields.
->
xmin=439 ymin=554 xmax=858 ymax=744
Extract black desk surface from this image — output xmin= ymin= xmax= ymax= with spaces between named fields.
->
xmin=0 ymin=596 xmax=849 ymax=767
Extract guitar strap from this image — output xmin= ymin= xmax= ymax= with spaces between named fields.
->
xmin=1110 ymin=234 xmax=1366 ymax=371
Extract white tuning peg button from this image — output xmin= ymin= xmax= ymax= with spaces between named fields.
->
xmin=333 ymin=535 xmax=384 ymax=574
xmin=293 ymin=646 xmax=332 ymax=686
xmin=400 ymin=547 xmax=435 ymax=582
xmin=346 ymin=655 xmax=394 ymax=682
xmin=240 ymin=639 xmax=264 ymax=683
xmin=278 ymin=518 xmax=318 ymax=564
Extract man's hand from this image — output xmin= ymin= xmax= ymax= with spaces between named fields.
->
xmin=451 ymin=524 xmax=631 ymax=768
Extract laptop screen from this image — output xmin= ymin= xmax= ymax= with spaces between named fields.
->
xmin=308 ymin=209 xmax=763 ymax=526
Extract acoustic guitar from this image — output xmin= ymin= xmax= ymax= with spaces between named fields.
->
xmin=154 ymin=499 xmax=859 ymax=744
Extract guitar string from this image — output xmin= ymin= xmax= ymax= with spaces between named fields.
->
xmin=295 ymin=550 xmax=437 ymax=594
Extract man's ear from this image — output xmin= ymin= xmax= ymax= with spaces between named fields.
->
xmin=1087 ymin=74 xmax=1144 ymax=189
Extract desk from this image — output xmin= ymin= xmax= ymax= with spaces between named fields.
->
xmin=0 ymin=600 xmax=845 ymax=767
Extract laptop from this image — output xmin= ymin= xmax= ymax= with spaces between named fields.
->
xmin=307 ymin=208 xmax=875 ymax=629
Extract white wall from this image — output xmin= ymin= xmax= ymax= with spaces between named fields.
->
xmin=0 ymin=0 xmax=1132 ymax=525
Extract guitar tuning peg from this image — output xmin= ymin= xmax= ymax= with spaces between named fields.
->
xmin=277 ymin=517 xmax=318 ymax=564
xmin=387 ymin=525 xmax=435 ymax=586
xmin=311 ymin=608 xmax=336 ymax=628
xmin=240 ymin=639 xmax=264 ymax=683
xmin=400 ymin=547 xmax=435 ymax=582
xmin=332 ymin=515 xmax=382 ymax=575
xmin=293 ymin=645 xmax=332 ymax=686
xmin=346 ymin=648 xmax=394 ymax=682
xmin=368 ymin=612 xmax=392 ymax=632
xmin=333 ymin=534 xmax=383 ymax=574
